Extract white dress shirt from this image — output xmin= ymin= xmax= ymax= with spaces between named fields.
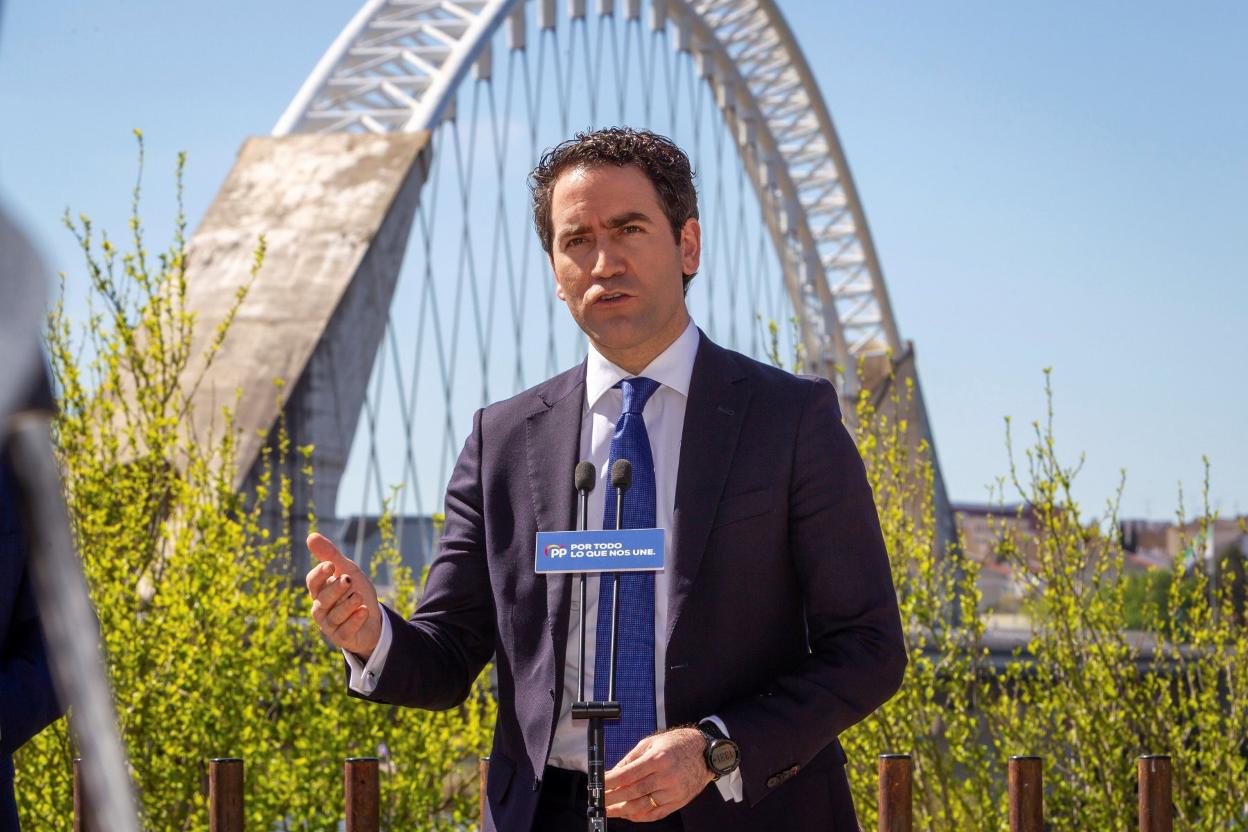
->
xmin=346 ymin=318 xmax=743 ymax=801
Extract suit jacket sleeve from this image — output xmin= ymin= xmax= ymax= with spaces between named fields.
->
xmin=352 ymin=407 xmax=497 ymax=711
xmin=0 ymin=455 xmax=64 ymax=756
xmin=717 ymin=376 xmax=907 ymax=805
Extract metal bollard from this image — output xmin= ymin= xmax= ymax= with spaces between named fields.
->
xmin=877 ymin=753 xmax=913 ymax=832
xmin=73 ymin=758 xmax=91 ymax=832
xmin=208 ymin=758 xmax=244 ymax=832
xmin=1008 ymin=756 xmax=1043 ymax=832
xmin=1138 ymin=755 xmax=1172 ymax=832
xmin=344 ymin=757 xmax=380 ymax=832
xmin=479 ymin=756 xmax=490 ymax=827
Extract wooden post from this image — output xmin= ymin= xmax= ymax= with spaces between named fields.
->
xmin=344 ymin=757 xmax=380 ymax=832
xmin=73 ymin=758 xmax=91 ymax=832
xmin=1008 ymin=756 xmax=1043 ymax=832
xmin=877 ymin=754 xmax=912 ymax=832
xmin=1138 ymin=755 xmax=1172 ymax=832
xmin=208 ymin=758 xmax=244 ymax=832
xmin=479 ymin=756 xmax=490 ymax=827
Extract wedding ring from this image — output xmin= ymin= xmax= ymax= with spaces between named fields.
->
xmin=647 ymin=794 xmax=659 ymax=810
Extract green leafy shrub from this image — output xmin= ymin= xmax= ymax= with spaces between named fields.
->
xmin=15 ymin=134 xmax=495 ymax=831
xmin=841 ymin=366 xmax=1248 ymax=830
xmin=1121 ymin=568 xmax=1202 ymax=633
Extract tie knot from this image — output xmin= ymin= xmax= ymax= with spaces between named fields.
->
xmin=617 ymin=376 xmax=660 ymax=415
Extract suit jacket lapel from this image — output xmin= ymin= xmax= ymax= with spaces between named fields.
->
xmin=667 ymin=335 xmax=750 ymax=644
xmin=524 ymin=363 xmax=586 ymax=669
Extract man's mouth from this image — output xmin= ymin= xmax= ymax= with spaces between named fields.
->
xmin=596 ymin=291 xmax=629 ymax=304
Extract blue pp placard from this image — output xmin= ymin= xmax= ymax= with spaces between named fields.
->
xmin=534 ymin=528 xmax=665 ymax=574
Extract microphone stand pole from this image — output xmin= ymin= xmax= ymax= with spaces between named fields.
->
xmin=571 ymin=474 xmax=629 ymax=831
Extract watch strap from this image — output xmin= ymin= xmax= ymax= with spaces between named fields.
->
xmin=697 ymin=719 xmax=727 ymax=742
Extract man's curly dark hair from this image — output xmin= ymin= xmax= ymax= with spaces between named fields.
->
xmin=529 ymin=127 xmax=700 ymax=288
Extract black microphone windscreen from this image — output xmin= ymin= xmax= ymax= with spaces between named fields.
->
xmin=574 ymin=461 xmax=596 ymax=493
xmin=610 ymin=459 xmax=632 ymax=491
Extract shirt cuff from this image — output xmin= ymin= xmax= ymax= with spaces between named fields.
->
xmin=344 ymin=609 xmax=393 ymax=695
xmin=704 ymin=715 xmax=744 ymax=803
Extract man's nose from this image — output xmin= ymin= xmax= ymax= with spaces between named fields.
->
xmin=591 ymin=241 xmax=625 ymax=278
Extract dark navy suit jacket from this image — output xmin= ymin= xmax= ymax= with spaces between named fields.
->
xmin=0 ymin=447 xmax=62 ymax=831
xmin=356 ymin=334 xmax=906 ymax=831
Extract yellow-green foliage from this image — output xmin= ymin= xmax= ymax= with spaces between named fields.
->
xmin=14 ymin=135 xmax=495 ymax=831
xmin=841 ymin=366 xmax=1248 ymax=830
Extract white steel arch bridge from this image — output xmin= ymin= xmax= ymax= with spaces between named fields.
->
xmin=181 ymin=0 xmax=951 ymax=564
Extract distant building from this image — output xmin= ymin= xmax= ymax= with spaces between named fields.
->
xmin=954 ymin=503 xmax=1040 ymax=561
xmin=952 ymin=502 xmax=1039 ymax=613
xmin=1118 ymin=519 xmax=1171 ymax=573
xmin=975 ymin=559 xmax=1024 ymax=612
xmin=1164 ymin=517 xmax=1246 ymax=568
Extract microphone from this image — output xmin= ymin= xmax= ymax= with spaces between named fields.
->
xmin=575 ymin=461 xmax=597 ymax=495
xmin=610 ymin=459 xmax=632 ymax=494
xmin=568 ymin=459 xmax=630 ymax=831
xmin=575 ymin=461 xmax=596 ymax=534
xmin=573 ymin=462 xmax=596 ymax=703
xmin=610 ymin=459 xmax=632 ymax=538
xmin=607 ymin=459 xmax=632 ymax=703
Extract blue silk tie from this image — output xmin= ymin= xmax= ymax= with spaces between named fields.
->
xmin=593 ymin=376 xmax=660 ymax=768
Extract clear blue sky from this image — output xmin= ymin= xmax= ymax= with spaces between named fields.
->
xmin=2 ymin=1 xmax=1244 ymax=521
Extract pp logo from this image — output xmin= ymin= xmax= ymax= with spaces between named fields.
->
xmin=544 ymin=544 xmax=568 ymax=559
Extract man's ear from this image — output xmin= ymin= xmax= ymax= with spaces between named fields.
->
xmin=679 ymin=217 xmax=702 ymax=277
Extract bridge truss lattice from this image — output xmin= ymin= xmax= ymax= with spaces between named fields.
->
xmin=246 ymin=0 xmax=924 ymax=555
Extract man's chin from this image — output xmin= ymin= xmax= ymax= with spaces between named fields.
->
xmin=582 ymin=318 xmax=643 ymax=349
xmin=581 ymin=324 xmax=648 ymax=354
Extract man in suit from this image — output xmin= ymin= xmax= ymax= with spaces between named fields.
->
xmin=306 ymin=128 xmax=906 ymax=831
xmin=1 ymin=370 xmax=63 ymax=832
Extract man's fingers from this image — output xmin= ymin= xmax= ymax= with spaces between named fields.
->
xmin=606 ymin=728 xmax=710 ymax=822
xmin=307 ymin=533 xmax=359 ymax=577
xmin=305 ymin=560 xmax=335 ymax=595
xmin=617 ymin=738 xmax=649 ymax=767
xmin=604 ymin=772 xmax=660 ymax=805
xmin=325 ymin=591 xmax=364 ymax=629
xmin=606 ymin=788 xmax=677 ymax=822
xmin=311 ymin=576 xmax=352 ymax=626
xmin=314 ymin=575 xmax=352 ymax=616
xmin=605 ymin=742 xmax=658 ymax=789
xmin=302 ymin=534 xmax=381 ymax=657
xmin=330 ymin=605 xmax=370 ymax=644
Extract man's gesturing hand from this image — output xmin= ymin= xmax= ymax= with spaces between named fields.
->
xmin=603 ymin=728 xmax=713 ymax=821
xmin=304 ymin=532 xmax=382 ymax=660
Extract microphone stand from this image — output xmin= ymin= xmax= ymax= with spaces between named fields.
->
xmin=571 ymin=471 xmax=630 ymax=831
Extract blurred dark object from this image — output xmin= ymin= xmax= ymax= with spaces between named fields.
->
xmin=1 ymin=194 xmax=141 ymax=829
xmin=0 ymin=397 xmax=62 ymax=832
xmin=1 ymin=168 xmax=62 ymax=829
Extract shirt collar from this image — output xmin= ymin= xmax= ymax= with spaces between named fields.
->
xmin=585 ymin=318 xmax=700 ymax=411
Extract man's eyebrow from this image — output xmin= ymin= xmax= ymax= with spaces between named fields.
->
xmin=603 ymin=211 xmax=653 ymax=228
xmin=555 ymin=222 xmax=591 ymax=242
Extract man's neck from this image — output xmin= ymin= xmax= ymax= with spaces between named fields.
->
xmin=595 ymin=312 xmax=690 ymax=375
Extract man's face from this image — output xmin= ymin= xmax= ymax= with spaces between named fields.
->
xmin=548 ymin=163 xmax=700 ymax=373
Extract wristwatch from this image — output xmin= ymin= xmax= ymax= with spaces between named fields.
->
xmin=697 ymin=719 xmax=741 ymax=780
